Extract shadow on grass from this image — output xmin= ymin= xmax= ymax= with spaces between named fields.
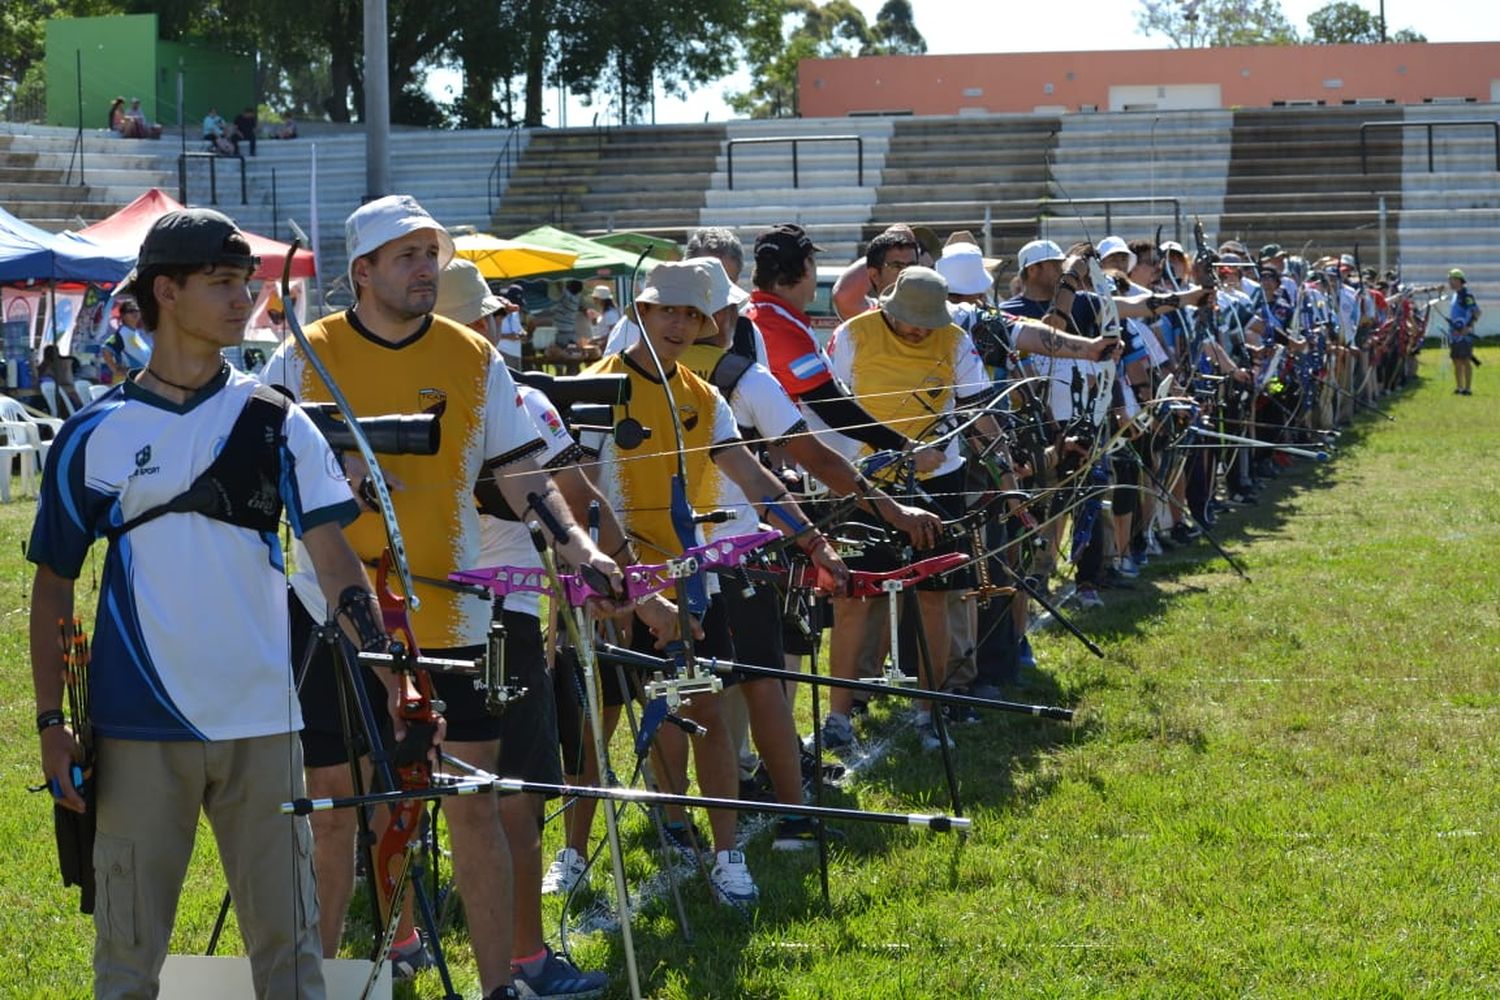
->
xmin=551 ymin=381 xmax=1423 ymax=997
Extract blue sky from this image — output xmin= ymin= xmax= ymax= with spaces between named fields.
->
xmin=428 ymin=0 xmax=1498 ymax=125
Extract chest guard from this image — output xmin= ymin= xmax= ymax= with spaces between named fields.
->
xmin=105 ymin=384 xmax=291 ymax=541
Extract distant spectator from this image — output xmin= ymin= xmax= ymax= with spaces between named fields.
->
xmin=545 ymin=278 xmax=600 ymax=366
xmin=270 ymin=115 xmax=298 ymax=140
xmin=202 ymin=107 xmax=235 ymax=156
xmin=37 ymin=344 xmax=85 ymax=411
xmin=232 ymin=106 xmax=258 ymax=157
xmin=496 ymin=282 xmax=530 ymax=364
xmin=122 ymin=98 xmax=162 ymax=140
xmin=107 ymin=97 xmax=127 ymax=134
xmin=589 ymin=284 xmax=620 ymax=340
xmin=100 ymin=300 xmax=153 ymax=379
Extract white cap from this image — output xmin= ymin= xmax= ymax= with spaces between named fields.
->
xmin=344 ymin=194 xmax=455 ymax=291
xmin=1017 ymin=239 xmax=1065 ymax=272
xmin=935 ymin=242 xmax=994 ymax=295
xmin=1096 ymin=235 xmax=1137 ymax=272
xmin=1160 ymin=240 xmax=1186 ymax=256
xmin=685 ymin=255 xmax=749 ymax=314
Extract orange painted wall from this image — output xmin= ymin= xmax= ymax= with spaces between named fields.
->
xmin=798 ymin=42 xmax=1500 ymax=116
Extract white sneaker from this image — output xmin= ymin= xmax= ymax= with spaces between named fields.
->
xmin=541 ymin=847 xmax=587 ymax=896
xmin=709 ymin=849 xmax=759 ymax=906
xmin=1144 ymin=533 xmax=1164 ymax=558
xmin=916 ymin=716 xmax=955 ymax=751
xmin=1116 ymin=556 xmax=1140 ymax=579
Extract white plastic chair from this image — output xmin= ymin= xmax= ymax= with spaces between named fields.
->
xmin=0 ymin=396 xmax=61 ymax=473
xmin=0 ymin=420 xmax=38 ymax=501
xmin=40 ymin=380 xmax=60 ymax=417
xmin=89 ymin=383 xmax=112 ymax=401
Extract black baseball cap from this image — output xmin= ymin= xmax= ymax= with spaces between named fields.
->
xmin=121 ymin=209 xmax=259 ymax=295
xmin=1259 ymin=243 xmax=1285 ymax=260
xmin=754 ymin=223 xmax=825 ymax=262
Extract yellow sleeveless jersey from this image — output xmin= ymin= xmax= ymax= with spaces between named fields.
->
xmin=581 ymin=352 xmax=737 ymax=559
xmin=827 ymin=309 xmax=986 ymax=478
xmin=266 ymin=310 xmax=543 ymax=649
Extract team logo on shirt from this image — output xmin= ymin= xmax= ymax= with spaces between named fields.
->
xmin=922 ymin=375 xmax=944 ymax=399
xmin=130 ymin=444 xmax=159 ymax=478
xmin=678 ymin=403 xmax=699 ymax=432
xmin=541 ymin=408 xmax=568 ymax=439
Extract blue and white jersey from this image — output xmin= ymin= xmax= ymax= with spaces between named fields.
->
xmin=1449 ymin=287 xmax=1480 ymax=336
xmin=28 ymin=368 xmax=359 ymax=742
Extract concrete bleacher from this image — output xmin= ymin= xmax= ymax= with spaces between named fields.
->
xmin=0 ymin=123 xmax=177 ymax=230
xmin=3 ymin=103 xmax=1494 ymax=332
xmin=1043 ymin=110 xmax=1232 ymax=252
xmin=492 ymin=123 xmax=724 ymax=249
xmin=699 ymin=117 xmax=893 ymax=266
xmin=1217 ymin=105 xmax=1405 ymax=262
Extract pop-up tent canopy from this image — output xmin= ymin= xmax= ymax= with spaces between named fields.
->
xmin=77 ymin=188 xmax=316 ymax=280
xmin=0 ymin=207 xmax=134 ymax=283
xmin=508 ymin=225 xmax=660 ymax=279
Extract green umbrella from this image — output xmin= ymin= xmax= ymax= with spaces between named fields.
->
xmin=508 ymin=225 xmax=660 ymax=279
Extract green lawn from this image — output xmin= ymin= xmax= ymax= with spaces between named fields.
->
xmin=4 ymin=349 xmax=1498 ymax=998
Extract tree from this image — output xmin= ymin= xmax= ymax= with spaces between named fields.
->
xmin=728 ymin=0 xmax=927 ymax=118
xmin=1135 ymin=0 xmax=1299 ymax=48
xmin=871 ymin=0 xmax=925 ymax=55
xmin=1306 ymin=2 xmax=1425 ymax=44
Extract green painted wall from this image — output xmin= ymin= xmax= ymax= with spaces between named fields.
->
xmin=44 ymin=15 xmax=254 ymax=133
xmin=157 ymin=39 xmax=256 ymax=132
xmin=45 ymin=15 xmax=158 ymax=129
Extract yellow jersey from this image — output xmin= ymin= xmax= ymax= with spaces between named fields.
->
xmin=826 ymin=308 xmax=987 ymax=478
xmin=580 ymin=351 xmax=738 ymax=559
xmin=265 ymin=309 xmax=543 ymax=649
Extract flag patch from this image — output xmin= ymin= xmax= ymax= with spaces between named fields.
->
xmin=789 ymin=352 xmax=827 ymax=380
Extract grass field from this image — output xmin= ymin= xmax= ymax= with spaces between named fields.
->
xmin=4 ymin=349 xmax=1499 ymax=998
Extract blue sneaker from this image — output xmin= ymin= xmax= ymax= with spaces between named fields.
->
xmin=1018 ymin=636 xmax=1036 ymax=670
xmin=512 ymin=945 xmax=607 ymax=999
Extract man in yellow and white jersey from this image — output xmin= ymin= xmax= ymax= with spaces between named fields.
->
xmin=265 ymin=195 xmax=620 ymax=1000
xmin=577 ymin=260 xmax=848 ymax=906
xmin=822 ymin=266 xmax=1008 ymax=752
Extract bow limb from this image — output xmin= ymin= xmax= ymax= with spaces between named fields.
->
xmin=280 ymin=237 xmax=419 ymax=609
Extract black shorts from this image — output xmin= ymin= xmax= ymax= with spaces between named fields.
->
xmin=292 ymin=590 xmax=394 ymax=769
xmin=492 ymin=607 xmax=564 ymax=789
xmin=1450 ymin=338 xmax=1474 ymax=360
xmin=293 ymin=588 xmax=498 ymax=767
xmin=720 ymin=580 xmax=784 ymax=670
xmin=780 ymin=591 xmax=828 ymax=657
xmin=842 ymin=465 xmax=974 ymax=591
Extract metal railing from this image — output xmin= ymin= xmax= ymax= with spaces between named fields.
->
xmin=486 ymin=126 xmax=523 ymax=216
xmin=726 ymin=135 xmax=864 ymax=190
xmin=177 ymin=151 xmax=247 ymax=207
xmin=1359 ymin=119 xmax=1500 ymax=174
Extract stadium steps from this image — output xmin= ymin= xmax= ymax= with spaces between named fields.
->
xmin=866 ymin=115 xmax=1061 ymax=257
xmin=1041 ymin=110 xmax=1234 ymax=252
xmin=1394 ymin=103 xmax=1500 ymax=330
xmin=0 ymin=124 xmax=177 ymax=230
xmin=685 ymin=117 xmax=895 ymax=266
xmin=493 ymin=123 xmax=724 ymax=248
xmin=1218 ymin=106 xmax=1404 ymax=262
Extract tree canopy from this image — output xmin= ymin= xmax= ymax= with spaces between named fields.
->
xmin=1134 ymin=0 xmax=1300 ymax=48
xmin=1305 ymin=1 xmax=1427 ymax=44
xmin=727 ymin=0 xmax=929 ymax=119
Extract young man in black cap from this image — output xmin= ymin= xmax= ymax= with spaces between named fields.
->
xmin=29 ymin=208 xmax=389 ymax=998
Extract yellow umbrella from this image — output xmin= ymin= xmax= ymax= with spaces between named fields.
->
xmin=452 ymin=233 xmax=579 ymax=279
